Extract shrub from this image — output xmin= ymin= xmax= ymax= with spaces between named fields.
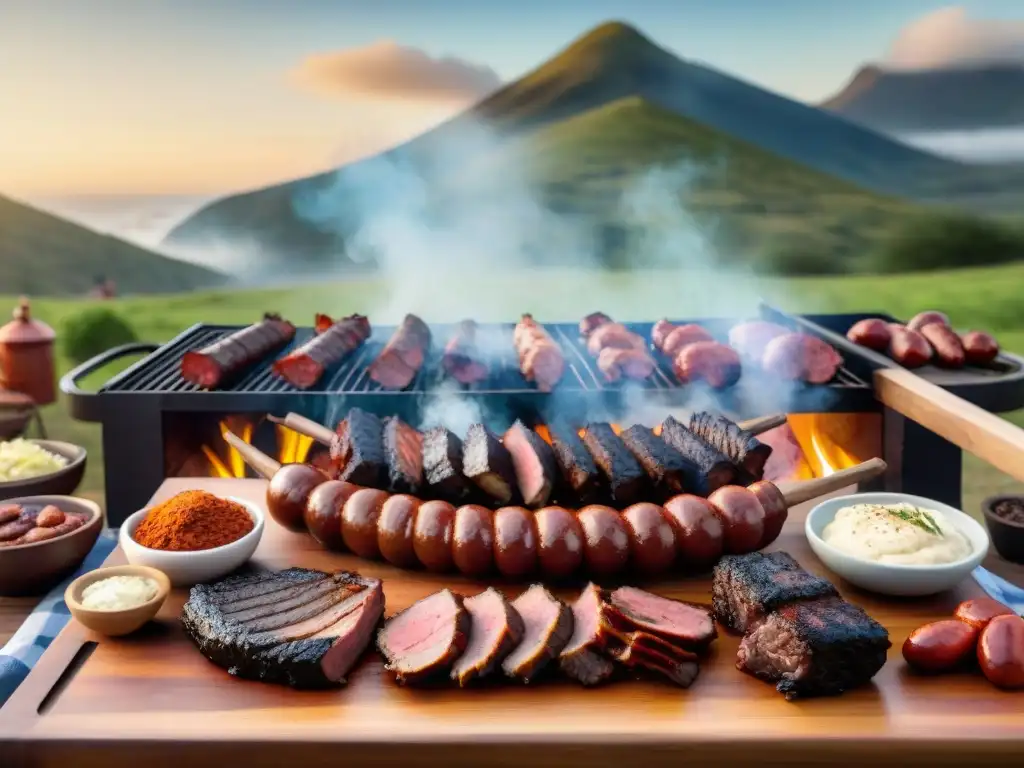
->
xmin=757 ymin=244 xmax=848 ymax=276
xmin=60 ymin=308 xmax=138 ymax=365
xmin=870 ymin=213 xmax=1024 ymax=273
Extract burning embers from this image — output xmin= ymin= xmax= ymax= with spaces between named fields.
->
xmin=181 ymin=416 xmax=320 ymax=479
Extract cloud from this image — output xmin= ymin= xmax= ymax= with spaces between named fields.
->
xmin=290 ymin=41 xmax=502 ymax=102
xmin=884 ymin=7 xmax=1024 ymax=70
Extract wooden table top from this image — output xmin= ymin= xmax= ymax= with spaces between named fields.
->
xmin=1 ymin=477 xmax=1022 ymax=768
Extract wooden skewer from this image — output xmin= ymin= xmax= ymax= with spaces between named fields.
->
xmin=737 ymin=413 xmax=786 ymax=435
xmin=223 ymin=430 xmax=280 ymax=479
xmin=777 ymin=457 xmax=887 ymax=508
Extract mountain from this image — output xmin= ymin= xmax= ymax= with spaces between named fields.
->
xmin=821 ymin=64 xmax=1024 ymax=132
xmin=0 ymin=194 xmax=226 ymax=296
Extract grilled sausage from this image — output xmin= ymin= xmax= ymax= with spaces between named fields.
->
xmin=267 ymin=463 xmax=329 ymax=531
xmin=621 ymin=503 xmax=676 ymax=576
xmin=305 ymin=480 xmax=360 ymax=551
xmin=587 ymin=322 xmax=645 ymax=356
xmin=846 ymin=318 xmax=891 ymax=351
xmin=888 ymin=325 xmax=932 ymax=368
xmin=273 ymin=314 xmax=371 ymax=389
xmin=181 ymin=313 xmax=297 ymax=389
xmin=961 ymin=331 xmax=999 ymax=365
xmin=706 ymin=485 xmax=765 ymax=554
xmin=920 ymin=323 xmax=966 ymax=368
xmin=35 ymin=505 xmax=66 ymax=528
xmin=673 ymin=341 xmax=742 ymax=389
xmin=661 ymin=495 xmax=724 ymax=569
xmin=907 ymin=311 xmax=949 ymax=333
xmin=492 ymin=506 xmax=538 ymax=579
xmin=534 ymin=506 xmax=584 ymax=579
xmin=340 ymin=488 xmax=389 ymax=559
xmin=452 ymin=504 xmax=495 ymax=577
xmin=748 ymin=480 xmax=788 ymax=548
xmin=576 ymin=504 xmax=631 ymax=576
xmin=954 ymin=598 xmax=1015 ymax=631
xmin=762 ymin=332 xmax=842 ymax=384
xmin=977 ymin=615 xmax=1024 ymax=690
xmin=660 ymin=323 xmax=715 ymax=357
xmin=377 ymin=494 xmax=420 ymax=568
xmin=412 ymin=500 xmax=457 ymax=573
xmin=0 ymin=505 xmax=23 ymax=525
xmin=902 ymin=619 xmax=979 ymax=673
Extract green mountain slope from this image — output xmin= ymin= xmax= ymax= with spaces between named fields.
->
xmin=0 ymin=194 xmax=226 ymax=296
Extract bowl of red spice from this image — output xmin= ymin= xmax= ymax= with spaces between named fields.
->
xmin=119 ymin=490 xmax=264 ymax=587
xmin=982 ymin=495 xmax=1024 ymax=564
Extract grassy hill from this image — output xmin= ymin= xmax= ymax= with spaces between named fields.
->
xmin=0 ymin=193 xmax=226 ymax=296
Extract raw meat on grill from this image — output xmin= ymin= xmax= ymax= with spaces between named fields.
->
xmin=597 ymin=347 xmax=657 ymax=382
xmin=559 ymin=583 xmax=615 ymax=686
xmin=272 ymin=314 xmax=371 ymax=389
xmin=619 ymin=425 xmax=702 ymax=498
xmin=181 ymin=313 xmax=296 ymax=389
xmin=581 ymin=423 xmax=646 ymax=505
xmin=504 ymin=420 xmax=559 ymax=508
xmin=421 ymin=426 xmax=475 ymax=503
xmin=514 ymin=314 xmax=565 ymax=392
xmin=442 ymin=319 xmax=489 ymax=386
xmin=502 ymin=584 xmax=573 ymax=683
xmin=378 ymin=589 xmax=469 ymax=685
xmin=546 ymin=422 xmax=602 ymax=504
xmin=463 ymin=423 xmax=518 ymax=505
xmin=673 ymin=341 xmax=742 ymax=389
xmin=180 ymin=568 xmax=384 ymax=689
xmin=382 ymin=416 xmax=423 ymax=494
xmin=761 ymin=332 xmax=842 ymax=384
xmin=737 ymin=596 xmax=890 ymax=700
xmin=579 ymin=312 xmax=613 ymax=338
xmin=451 ymin=588 xmax=525 ymax=686
xmin=329 ymin=408 xmax=386 ymax=487
xmin=601 ymin=586 xmax=717 ymax=652
xmin=711 ymin=552 xmax=839 ymax=634
xmin=653 ymin=321 xmax=715 ymax=358
xmin=728 ymin=321 xmax=789 ymax=362
xmin=659 ymin=416 xmax=737 ymax=494
xmin=368 ymin=314 xmax=432 ymax=390
xmin=689 ymin=411 xmax=773 ymax=480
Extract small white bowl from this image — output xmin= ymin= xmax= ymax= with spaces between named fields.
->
xmin=119 ymin=496 xmax=264 ymax=587
xmin=806 ymin=492 xmax=989 ymax=597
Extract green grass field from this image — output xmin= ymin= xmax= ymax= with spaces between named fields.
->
xmin=10 ymin=262 xmax=1024 ymax=516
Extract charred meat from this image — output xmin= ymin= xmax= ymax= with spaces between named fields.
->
xmin=181 ymin=313 xmax=297 ymax=390
xmin=421 ymin=426 xmax=474 ymax=503
xmin=659 ymin=416 xmax=736 ymax=494
xmin=463 ymin=423 xmax=518 ymax=506
xmin=442 ymin=319 xmax=489 ymax=386
xmin=602 ymin=586 xmax=717 ymax=652
xmin=368 ymin=313 xmax=432 ymax=390
xmin=689 ymin=411 xmax=773 ymax=480
xmin=619 ymin=425 xmax=702 ymax=499
xmin=329 ymin=407 xmax=386 ymax=487
xmin=378 ymin=589 xmax=470 ymax=685
xmin=581 ymin=423 xmax=646 ymax=505
xmin=559 ymin=583 xmax=615 ymax=686
xmin=451 ymin=588 xmax=525 ymax=686
xmin=181 ymin=568 xmax=384 ymax=689
xmin=502 ymin=584 xmax=573 ymax=683
xmin=546 ymin=422 xmax=601 ymax=505
xmin=504 ymin=420 xmax=559 ymax=508
xmin=382 ymin=417 xmax=424 ymax=495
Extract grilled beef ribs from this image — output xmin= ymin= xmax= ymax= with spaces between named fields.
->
xmin=502 ymin=585 xmax=574 ymax=683
xmin=619 ymin=425 xmax=702 ymax=499
xmin=383 ymin=416 xmax=424 ymax=494
xmin=711 ymin=552 xmax=839 ymax=634
xmin=504 ymin=420 xmax=559 ymax=508
xmin=737 ymin=596 xmax=890 ymax=700
xmin=659 ymin=416 xmax=737 ymax=494
xmin=602 ymin=586 xmax=717 ymax=651
xmin=559 ymin=583 xmax=615 ymax=686
xmin=689 ymin=411 xmax=772 ymax=480
xmin=181 ymin=568 xmax=384 ymax=689
xmin=546 ymin=422 xmax=601 ymax=504
xmin=330 ymin=408 xmax=386 ymax=487
xmin=581 ymin=423 xmax=645 ymax=505
xmin=422 ymin=427 xmax=474 ymax=503
xmin=463 ymin=423 xmax=518 ymax=505
xmin=451 ymin=588 xmax=525 ymax=686
xmin=378 ymin=589 xmax=470 ymax=686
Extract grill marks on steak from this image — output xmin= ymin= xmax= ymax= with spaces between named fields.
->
xmin=689 ymin=411 xmax=772 ymax=480
xmin=463 ymin=423 xmax=517 ymax=505
xmin=559 ymin=583 xmax=615 ymax=686
xmin=603 ymin=586 xmax=717 ymax=651
xmin=502 ymin=585 xmax=573 ymax=683
xmin=659 ymin=416 xmax=736 ymax=494
xmin=711 ymin=552 xmax=839 ymax=634
xmin=378 ymin=589 xmax=470 ymax=685
xmin=619 ymin=424 xmax=701 ymax=499
xmin=181 ymin=568 xmax=384 ymax=689
xmin=383 ymin=416 xmax=424 ymax=494
xmin=451 ymin=587 xmax=525 ymax=686
xmin=581 ymin=423 xmax=645 ymax=505
xmin=330 ymin=408 xmax=385 ymax=487
xmin=504 ymin=420 xmax=559 ymax=508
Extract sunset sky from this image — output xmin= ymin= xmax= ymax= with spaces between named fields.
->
xmin=2 ymin=0 xmax=1021 ymax=197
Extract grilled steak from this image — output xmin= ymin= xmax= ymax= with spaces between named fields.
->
xmin=378 ymin=589 xmax=470 ymax=686
xmin=502 ymin=584 xmax=573 ymax=683
xmin=329 ymin=407 xmax=386 ymax=487
xmin=383 ymin=416 xmax=423 ymax=494
xmin=451 ymin=588 xmax=525 ymax=686
xmin=504 ymin=420 xmax=559 ymax=508
xmin=619 ymin=425 xmax=702 ymax=499
xmin=422 ymin=426 xmax=474 ymax=503
xmin=547 ymin=422 xmax=601 ymax=504
xmin=581 ymin=423 xmax=645 ymax=505
xmin=737 ymin=596 xmax=890 ymax=700
xmin=368 ymin=313 xmax=432 ymax=390
xmin=181 ymin=568 xmax=384 ymax=689
xmin=659 ymin=416 xmax=736 ymax=494
xmin=559 ymin=583 xmax=615 ymax=686
xmin=711 ymin=552 xmax=839 ymax=634
xmin=463 ymin=423 xmax=517 ymax=505
xmin=602 ymin=586 xmax=717 ymax=651
xmin=604 ymin=632 xmax=700 ymax=688
xmin=689 ymin=411 xmax=772 ymax=480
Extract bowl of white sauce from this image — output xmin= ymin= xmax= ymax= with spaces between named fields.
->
xmin=65 ymin=564 xmax=171 ymax=636
xmin=805 ymin=492 xmax=989 ymax=596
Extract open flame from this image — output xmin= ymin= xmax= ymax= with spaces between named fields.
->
xmin=788 ymin=413 xmax=880 ymax=478
xmin=201 ymin=419 xmax=316 ymax=478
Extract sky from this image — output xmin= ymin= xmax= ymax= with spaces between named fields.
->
xmin=1 ymin=0 xmax=1022 ymax=197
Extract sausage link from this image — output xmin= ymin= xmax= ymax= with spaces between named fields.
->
xmin=0 ymin=505 xmax=22 ymax=525
xmin=452 ymin=504 xmax=495 ymax=577
xmin=748 ymin=480 xmax=787 ymax=548
xmin=920 ymin=323 xmax=965 ymax=368
xmin=846 ymin=319 xmax=891 ymax=351
xmin=888 ymin=326 xmax=932 ymax=368
xmin=706 ymin=485 xmax=765 ymax=554
xmin=960 ymin=331 xmax=999 ymax=365
xmin=621 ymin=503 xmax=676 ymax=576
xmin=977 ymin=615 xmax=1024 ymax=690
xmin=661 ymin=495 xmax=724 ymax=569
xmin=954 ymin=598 xmax=1014 ymax=631
xmin=493 ymin=506 xmax=538 ymax=579
xmin=340 ymin=488 xmax=389 ymax=559
xmin=576 ymin=505 xmax=630 ymax=576
xmin=907 ymin=311 xmax=949 ymax=333
xmin=377 ymin=494 xmax=421 ymax=568
xmin=902 ymin=619 xmax=978 ymax=673
xmin=304 ymin=480 xmax=361 ymax=551
xmin=534 ymin=506 xmax=584 ymax=579
xmin=412 ymin=500 xmax=457 ymax=573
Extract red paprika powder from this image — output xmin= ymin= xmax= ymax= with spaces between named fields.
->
xmin=133 ymin=490 xmax=253 ymax=551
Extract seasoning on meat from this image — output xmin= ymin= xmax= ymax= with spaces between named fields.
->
xmin=689 ymin=411 xmax=773 ymax=480
xmin=462 ymin=423 xmax=517 ymax=506
xmin=618 ymin=424 xmax=702 ymax=499
xmin=442 ymin=319 xmax=489 ymax=386
xmin=271 ymin=314 xmax=371 ymax=389
xmin=368 ymin=314 xmax=432 ymax=390
xmin=451 ymin=587 xmax=525 ymax=686
xmin=601 ymin=586 xmax=717 ymax=652
xmin=378 ymin=589 xmax=469 ymax=685
xmin=503 ymin=420 xmax=559 ymax=508
xmin=329 ymin=407 xmax=386 ymax=487
xmin=502 ymin=584 xmax=573 ymax=683
xmin=581 ymin=423 xmax=646 ymax=505
xmin=181 ymin=313 xmax=296 ymax=390
xmin=382 ymin=416 xmax=423 ymax=494
xmin=659 ymin=416 xmax=737 ymax=494
xmin=133 ymin=490 xmax=253 ymax=552
xmin=558 ymin=582 xmax=615 ymax=686
xmin=421 ymin=426 xmax=474 ymax=503
xmin=546 ymin=421 xmax=601 ymax=505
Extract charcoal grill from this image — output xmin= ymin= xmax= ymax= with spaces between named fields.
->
xmin=61 ymin=305 xmax=1024 ymax=525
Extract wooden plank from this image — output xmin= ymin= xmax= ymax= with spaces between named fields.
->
xmin=0 ymin=477 xmax=1020 ymax=767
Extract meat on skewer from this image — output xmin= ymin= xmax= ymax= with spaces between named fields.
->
xmin=272 ymin=314 xmax=372 ymax=389
xmin=181 ymin=313 xmax=296 ymax=389
xmin=514 ymin=314 xmax=565 ymax=392
xmin=368 ymin=314 xmax=432 ymax=390
xmin=442 ymin=319 xmax=489 ymax=385
xmin=689 ymin=411 xmax=773 ymax=480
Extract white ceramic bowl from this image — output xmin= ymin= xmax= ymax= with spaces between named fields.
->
xmin=119 ymin=497 xmax=264 ymax=587
xmin=805 ymin=492 xmax=989 ymax=597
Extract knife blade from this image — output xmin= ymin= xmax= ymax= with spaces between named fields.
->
xmin=972 ymin=567 xmax=1024 ymax=614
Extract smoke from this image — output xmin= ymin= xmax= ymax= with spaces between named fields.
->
xmin=884 ymin=7 xmax=1024 ymax=71
xmin=896 ymin=127 xmax=1024 ymax=162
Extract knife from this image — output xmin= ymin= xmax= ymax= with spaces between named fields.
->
xmin=972 ymin=567 xmax=1024 ymax=614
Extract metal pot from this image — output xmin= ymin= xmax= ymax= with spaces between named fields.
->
xmin=0 ymin=298 xmax=56 ymax=406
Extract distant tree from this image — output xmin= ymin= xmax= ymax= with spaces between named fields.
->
xmin=870 ymin=213 xmax=1024 ymax=272
xmin=60 ymin=308 xmax=137 ymax=365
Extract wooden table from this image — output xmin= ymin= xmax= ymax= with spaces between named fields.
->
xmin=1 ymin=478 xmax=1022 ymax=767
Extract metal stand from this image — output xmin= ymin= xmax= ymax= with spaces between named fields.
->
xmin=101 ymin=407 xmax=165 ymax=528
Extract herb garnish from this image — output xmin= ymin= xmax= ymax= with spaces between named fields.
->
xmin=885 ymin=505 xmax=942 ymax=536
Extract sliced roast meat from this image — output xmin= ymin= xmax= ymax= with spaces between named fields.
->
xmin=329 ymin=407 xmax=386 ymax=487
xmin=581 ymin=423 xmax=645 ymax=505
xmin=382 ymin=416 xmax=424 ymax=494
xmin=504 ymin=420 xmax=559 ymax=508
xmin=421 ymin=426 xmax=475 ymax=503
xmin=659 ymin=415 xmax=736 ymax=494
xmin=558 ymin=583 xmax=615 ymax=686
xmin=605 ymin=636 xmax=700 ymax=688
xmin=502 ymin=584 xmax=573 ymax=683
xmin=546 ymin=421 xmax=601 ymax=505
xmin=369 ymin=314 xmax=432 ymax=390
xmin=602 ymin=586 xmax=717 ymax=651
xmin=463 ymin=423 xmax=518 ymax=505
xmin=378 ymin=589 xmax=470 ymax=686
xmin=451 ymin=588 xmax=525 ymax=686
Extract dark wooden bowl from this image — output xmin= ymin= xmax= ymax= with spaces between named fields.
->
xmin=981 ymin=495 xmax=1024 ymax=565
xmin=0 ymin=440 xmax=87 ymax=501
xmin=0 ymin=495 xmax=103 ymax=596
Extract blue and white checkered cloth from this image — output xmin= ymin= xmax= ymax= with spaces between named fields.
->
xmin=0 ymin=531 xmax=117 ymax=708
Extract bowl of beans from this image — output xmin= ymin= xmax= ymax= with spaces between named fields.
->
xmin=0 ymin=495 xmax=103 ymax=596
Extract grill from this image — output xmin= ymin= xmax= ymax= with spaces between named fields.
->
xmin=61 ymin=304 xmax=1024 ymax=525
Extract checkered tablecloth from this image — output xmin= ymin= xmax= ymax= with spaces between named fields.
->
xmin=0 ymin=532 xmax=117 ymax=708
